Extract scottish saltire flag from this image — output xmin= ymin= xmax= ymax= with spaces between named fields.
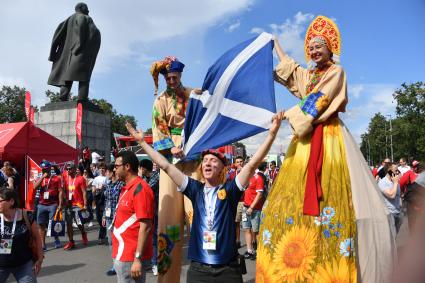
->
xmin=182 ymin=32 xmax=276 ymax=161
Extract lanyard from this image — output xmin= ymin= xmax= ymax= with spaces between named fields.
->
xmin=68 ymin=176 xmax=76 ymax=189
xmin=43 ymin=176 xmax=52 ymax=191
xmin=1 ymin=210 xmax=18 ymax=238
xmin=204 ymin=185 xmax=222 ymax=231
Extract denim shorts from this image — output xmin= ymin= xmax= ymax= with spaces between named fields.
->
xmin=0 ymin=260 xmax=37 ymax=283
xmin=241 ymin=206 xmax=261 ymax=232
xmin=37 ymin=204 xmax=58 ymax=225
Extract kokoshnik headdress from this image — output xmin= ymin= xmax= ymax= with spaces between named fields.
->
xmin=150 ymin=56 xmax=185 ymax=95
xmin=304 ymin=15 xmax=341 ymax=68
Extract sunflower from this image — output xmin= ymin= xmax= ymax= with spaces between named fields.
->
xmin=256 ymin=246 xmax=276 ymax=283
xmin=158 ymin=235 xmax=167 ymax=252
xmin=315 ymin=94 xmax=329 ymax=113
xmin=272 ymin=225 xmax=318 ymax=282
xmin=311 ymin=257 xmax=357 ymax=283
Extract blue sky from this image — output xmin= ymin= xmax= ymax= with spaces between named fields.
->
xmin=1 ymin=0 xmax=424 ymax=154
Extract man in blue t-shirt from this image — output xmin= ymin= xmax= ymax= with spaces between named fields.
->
xmin=125 ymin=111 xmax=283 ymax=282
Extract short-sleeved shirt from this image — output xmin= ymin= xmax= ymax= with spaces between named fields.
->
xmin=112 ymin=176 xmax=154 ymax=262
xmin=179 ymin=175 xmax=245 ymax=265
xmin=64 ymin=176 xmax=87 ymax=208
xmin=38 ymin=175 xmax=62 ymax=206
xmin=243 ymin=174 xmax=264 ymax=210
xmin=378 ymin=177 xmax=401 ymax=214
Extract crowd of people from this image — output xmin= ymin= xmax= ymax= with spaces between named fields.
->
xmin=2 ymin=13 xmax=425 ymax=283
xmin=374 ymin=158 xmax=425 ymax=236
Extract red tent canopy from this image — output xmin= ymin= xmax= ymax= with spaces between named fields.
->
xmin=0 ymin=122 xmax=78 ymax=208
xmin=0 ymin=121 xmax=78 ymax=166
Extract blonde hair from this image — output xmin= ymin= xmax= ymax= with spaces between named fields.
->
xmin=196 ymin=163 xmax=228 ymax=185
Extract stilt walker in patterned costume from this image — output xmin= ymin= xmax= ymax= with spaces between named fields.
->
xmin=256 ymin=16 xmax=396 ymax=283
xmin=150 ymin=56 xmax=199 ymax=283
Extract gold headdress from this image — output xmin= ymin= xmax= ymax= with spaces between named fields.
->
xmin=304 ymin=15 xmax=341 ymax=67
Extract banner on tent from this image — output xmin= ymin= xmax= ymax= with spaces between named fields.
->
xmin=25 ymin=156 xmax=41 ymax=211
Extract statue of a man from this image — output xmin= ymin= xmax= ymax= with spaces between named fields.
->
xmin=47 ymin=3 xmax=101 ymax=102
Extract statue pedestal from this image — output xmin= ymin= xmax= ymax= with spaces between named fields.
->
xmin=35 ymin=101 xmax=111 ymax=162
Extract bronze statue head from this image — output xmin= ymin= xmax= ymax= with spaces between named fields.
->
xmin=75 ymin=3 xmax=89 ymax=15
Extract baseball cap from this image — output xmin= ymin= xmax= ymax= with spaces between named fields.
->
xmin=40 ymin=160 xmax=51 ymax=169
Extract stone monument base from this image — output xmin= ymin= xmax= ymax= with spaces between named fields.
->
xmin=35 ymin=101 xmax=111 ymax=162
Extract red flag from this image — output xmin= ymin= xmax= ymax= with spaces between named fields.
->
xmin=26 ymin=156 xmax=41 ymax=211
xmin=29 ymin=106 xmax=35 ymax=123
xmin=25 ymin=91 xmax=31 ymax=120
xmin=75 ymin=103 xmax=83 ymax=143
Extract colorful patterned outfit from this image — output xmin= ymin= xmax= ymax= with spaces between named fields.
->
xmin=151 ymin=56 xmax=200 ymax=283
xmin=256 ymin=16 xmax=395 ymax=283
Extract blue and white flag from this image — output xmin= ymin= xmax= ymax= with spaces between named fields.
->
xmin=182 ymin=32 xmax=276 ymax=161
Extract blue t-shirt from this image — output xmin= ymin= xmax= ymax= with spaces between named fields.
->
xmin=179 ymin=176 xmax=244 ymax=264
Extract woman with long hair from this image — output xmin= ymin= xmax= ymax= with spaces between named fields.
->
xmin=0 ymin=186 xmax=43 ymax=282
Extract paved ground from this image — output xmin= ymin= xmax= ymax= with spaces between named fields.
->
xmin=6 ymin=225 xmax=256 ymax=283
xmin=5 ymin=214 xmax=409 ymax=282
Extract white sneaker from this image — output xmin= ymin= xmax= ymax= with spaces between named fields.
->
xmin=72 ymin=223 xmax=78 ymax=228
xmin=88 ymin=222 xmax=94 ymax=227
xmin=152 ymin=265 xmax=158 ymax=276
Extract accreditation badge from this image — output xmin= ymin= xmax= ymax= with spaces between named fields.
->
xmin=202 ymin=230 xmax=217 ymax=250
xmin=68 ymin=185 xmax=75 ymax=201
xmin=43 ymin=191 xmax=50 ymax=200
xmin=0 ymin=239 xmax=13 ymax=254
xmin=105 ymin=207 xmax=112 ymax=218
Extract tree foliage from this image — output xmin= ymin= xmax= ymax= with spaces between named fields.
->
xmin=360 ymin=82 xmax=425 ymax=164
xmin=0 ymin=86 xmax=39 ymax=124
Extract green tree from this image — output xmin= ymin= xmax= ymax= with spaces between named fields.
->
xmin=392 ymin=82 xmax=425 ymax=160
xmin=360 ymin=82 xmax=425 ymax=163
xmin=360 ymin=113 xmax=388 ymax=165
xmin=0 ymin=85 xmax=27 ymax=123
xmin=0 ymin=85 xmax=39 ymax=123
xmin=89 ymin=99 xmax=137 ymax=145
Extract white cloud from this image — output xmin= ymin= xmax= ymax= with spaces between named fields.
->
xmin=250 ymin=27 xmax=264 ymax=34
xmin=0 ymin=0 xmax=253 ymax=107
xmin=226 ymin=20 xmax=241 ymax=33
xmin=250 ymin=11 xmax=314 ymax=64
xmin=241 ymin=123 xmax=293 ymax=155
xmin=348 ymin=84 xmax=364 ymax=99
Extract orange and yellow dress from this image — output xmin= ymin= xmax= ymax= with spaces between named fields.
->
xmin=256 ymin=17 xmax=396 ymax=283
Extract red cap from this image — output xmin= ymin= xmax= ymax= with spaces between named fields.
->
xmin=412 ymin=160 xmax=420 ymax=167
xmin=201 ymin=148 xmax=227 ymax=165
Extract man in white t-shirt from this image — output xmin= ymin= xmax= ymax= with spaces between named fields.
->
xmin=91 ymin=151 xmax=102 ymax=165
xmin=398 ymin=158 xmax=411 ymax=176
xmin=92 ymin=163 xmax=108 ymax=244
